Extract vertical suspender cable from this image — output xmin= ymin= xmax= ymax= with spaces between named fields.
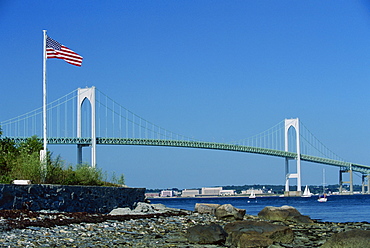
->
xmin=126 ymin=111 xmax=128 ymax=138
xmin=105 ymin=96 xmax=108 ymax=137
xmin=119 ymin=106 xmax=122 ymax=137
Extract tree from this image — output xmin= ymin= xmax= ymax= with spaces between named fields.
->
xmin=0 ymin=130 xmax=125 ymax=186
xmin=0 ymin=138 xmax=18 ymax=183
xmin=17 ymin=136 xmax=43 ymax=155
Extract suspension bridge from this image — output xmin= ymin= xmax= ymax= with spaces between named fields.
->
xmin=1 ymin=87 xmax=369 ymax=195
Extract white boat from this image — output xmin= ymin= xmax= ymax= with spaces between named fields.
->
xmin=302 ymin=185 xmax=312 ymax=197
xmin=249 ymin=189 xmax=256 ymax=199
xmin=317 ymin=169 xmax=328 ymax=202
xmin=318 ymin=194 xmax=328 ymax=202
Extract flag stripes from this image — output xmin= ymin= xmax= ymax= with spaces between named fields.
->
xmin=46 ymin=36 xmax=83 ymax=67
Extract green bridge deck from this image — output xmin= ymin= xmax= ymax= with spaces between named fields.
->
xmin=4 ymin=137 xmax=370 ymax=174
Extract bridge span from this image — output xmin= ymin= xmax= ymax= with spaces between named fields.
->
xmin=6 ymin=136 xmax=370 ymax=180
xmin=1 ymin=86 xmax=370 ymax=195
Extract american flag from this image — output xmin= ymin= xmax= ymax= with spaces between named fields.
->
xmin=46 ymin=36 xmax=83 ymax=67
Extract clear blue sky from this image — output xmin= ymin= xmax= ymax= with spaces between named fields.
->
xmin=1 ymin=1 xmax=370 ymax=189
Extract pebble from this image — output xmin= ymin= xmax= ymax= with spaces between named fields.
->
xmin=1 ymin=210 xmax=370 ymax=247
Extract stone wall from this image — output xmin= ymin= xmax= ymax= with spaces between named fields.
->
xmin=0 ymin=184 xmax=145 ymax=213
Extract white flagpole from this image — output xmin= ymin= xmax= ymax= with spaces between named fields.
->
xmin=43 ymin=30 xmax=47 ymax=152
xmin=41 ymin=30 xmax=47 ymax=171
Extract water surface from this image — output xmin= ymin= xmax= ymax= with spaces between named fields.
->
xmin=151 ymin=194 xmax=370 ymax=223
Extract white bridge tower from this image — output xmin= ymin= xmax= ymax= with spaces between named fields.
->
xmin=77 ymin=87 xmax=96 ymax=167
xmin=284 ymin=118 xmax=302 ymax=196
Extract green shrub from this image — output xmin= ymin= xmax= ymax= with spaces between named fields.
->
xmin=10 ymin=151 xmax=44 ymax=183
xmin=74 ymin=163 xmax=104 ymax=186
xmin=111 ymin=172 xmax=125 ymax=185
xmin=0 ymin=133 xmax=125 ymax=186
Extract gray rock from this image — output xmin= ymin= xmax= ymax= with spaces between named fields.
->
xmin=321 ymin=229 xmax=370 ymax=248
xmin=215 ymin=204 xmax=246 ymax=220
xmin=195 ymin=203 xmax=221 ymax=215
xmin=109 ymin=202 xmax=186 ymax=215
xmin=109 ymin=207 xmax=133 ymax=215
xmin=258 ymin=205 xmax=313 ymax=223
xmin=186 ymin=223 xmax=228 ymax=245
xmin=134 ymin=202 xmax=156 ymax=212
xmin=151 ymin=203 xmax=167 ymax=211
xmin=224 ymin=220 xmax=294 ymax=245
xmin=237 ymin=231 xmax=274 ymax=248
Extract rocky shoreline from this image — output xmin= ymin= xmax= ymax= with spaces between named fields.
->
xmin=0 ymin=203 xmax=369 ymax=247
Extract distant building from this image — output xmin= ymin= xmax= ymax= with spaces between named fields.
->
xmin=145 ymin=193 xmax=160 ymax=198
xmin=160 ymin=190 xmax=173 ymax=197
xmin=220 ymin=189 xmax=235 ymax=196
xmin=181 ymin=189 xmax=200 ymax=197
xmin=201 ymin=187 xmax=223 ymax=196
xmin=242 ymin=189 xmax=263 ymax=195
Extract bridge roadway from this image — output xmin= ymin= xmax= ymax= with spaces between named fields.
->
xmin=5 ymin=136 xmax=370 ymax=174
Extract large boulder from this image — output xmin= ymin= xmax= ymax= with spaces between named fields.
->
xmin=258 ymin=205 xmax=313 ymax=223
xmin=224 ymin=220 xmax=294 ymax=247
xmin=186 ymin=223 xmax=228 ymax=245
xmin=215 ymin=204 xmax=246 ymax=220
xmin=229 ymin=231 xmax=274 ymax=248
xmin=109 ymin=207 xmax=132 ymax=215
xmin=109 ymin=202 xmax=186 ymax=215
xmin=194 ymin=203 xmax=246 ymax=221
xmin=194 ymin=203 xmax=220 ymax=215
xmin=321 ymin=229 xmax=370 ymax=248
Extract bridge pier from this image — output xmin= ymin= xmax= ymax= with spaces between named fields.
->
xmin=362 ymin=174 xmax=370 ymax=194
xmin=77 ymin=144 xmax=89 ymax=165
xmin=77 ymin=145 xmax=82 ymax=165
xmin=77 ymin=87 xmax=96 ymax=167
xmin=339 ymin=166 xmax=353 ymax=194
xmin=285 ymin=158 xmax=289 ymax=192
xmin=284 ymin=118 xmax=302 ymax=196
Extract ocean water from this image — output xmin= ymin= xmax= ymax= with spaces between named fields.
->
xmin=150 ymin=194 xmax=370 ymax=223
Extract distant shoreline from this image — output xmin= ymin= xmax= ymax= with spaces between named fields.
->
xmin=148 ymin=192 xmax=368 ymax=199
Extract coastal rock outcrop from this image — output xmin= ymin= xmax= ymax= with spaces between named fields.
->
xmin=229 ymin=231 xmax=273 ymax=248
xmin=1 ymin=202 xmax=370 ymax=247
xmin=258 ymin=205 xmax=313 ymax=223
xmin=215 ymin=203 xmax=246 ymax=220
xmin=321 ymin=229 xmax=370 ymax=248
xmin=195 ymin=203 xmax=246 ymax=220
xmin=109 ymin=202 xmax=187 ymax=215
xmin=186 ymin=223 xmax=228 ymax=245
xmin=194 ymin=203 xmax=220 ymax=215
xmin=224 ymin=220 xmax=294 ymax=247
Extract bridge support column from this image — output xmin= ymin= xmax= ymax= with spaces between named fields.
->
xmin=284 ymin=118 xmax=301 ymax=196
xmin=77 ymin=144 xmax=83 ymax=165
xmin=350 ymin=166 xmax=353 ymax=193
xmin=362 ymin=174 xmax=370 ymax=194
xmin=339 ymin=166 xmax=353 ymax=194
xmin=339 ymin=169 xmax=343 ymax=193
xmin=285 ymin=158 xmax=289 ymax=192
xmin=362 ymin=174 xmax=366 ymax=194
xmin=77 ymin=87 xmax=96 ymax=167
